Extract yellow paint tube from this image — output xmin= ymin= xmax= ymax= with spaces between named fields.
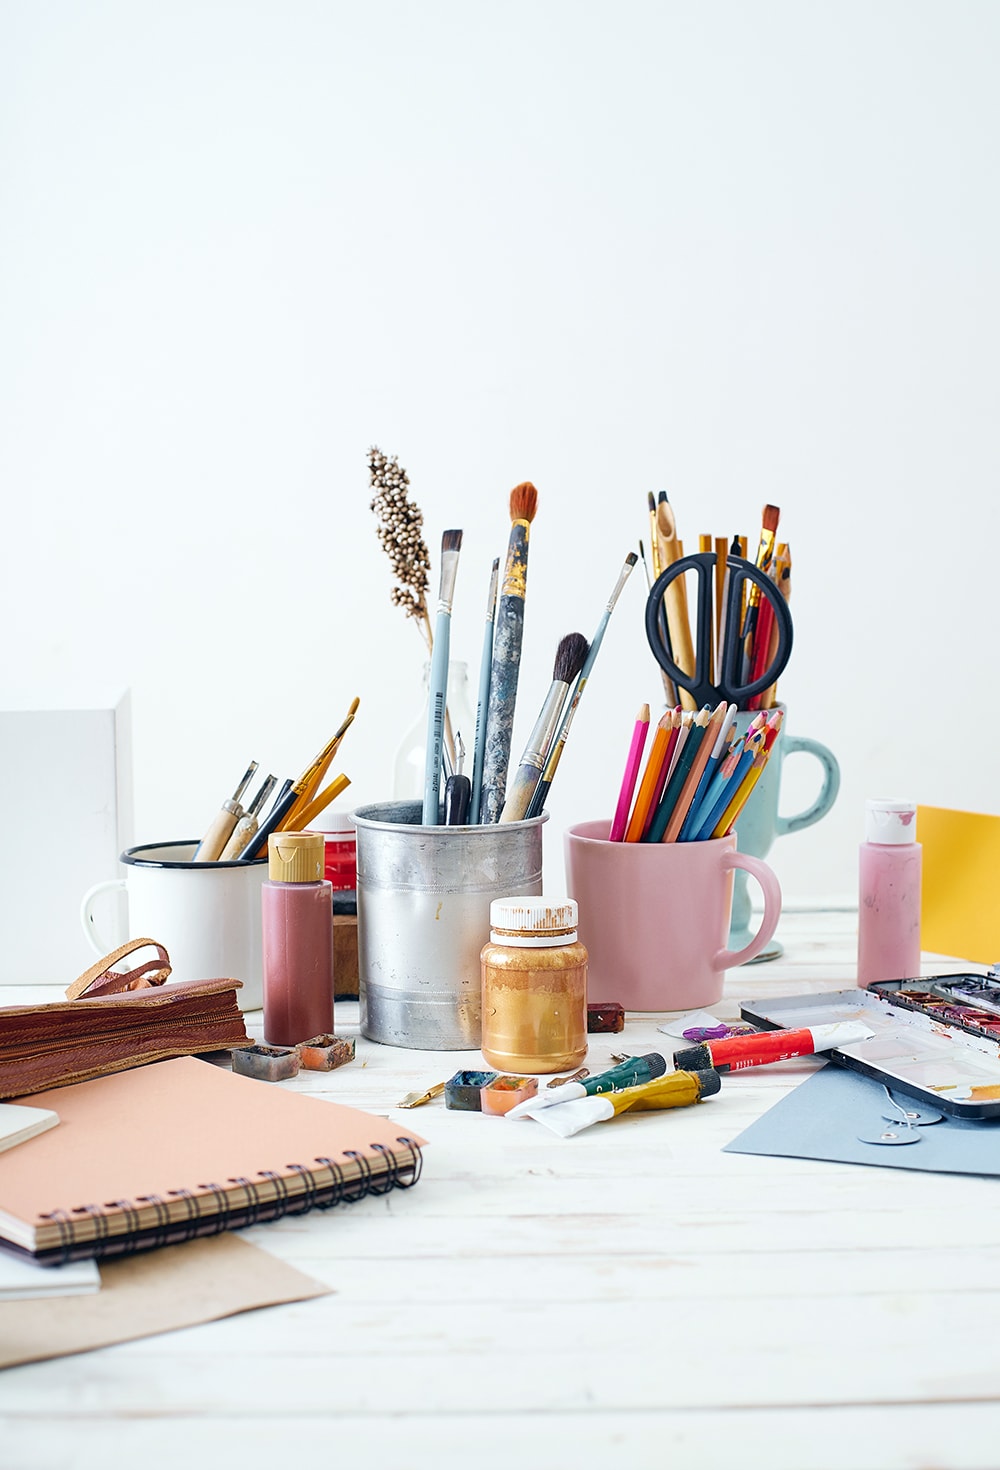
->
xmin=532 ymin=1067 xmax=721 ymax=1138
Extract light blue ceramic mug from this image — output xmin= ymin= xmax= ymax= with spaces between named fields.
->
xmin=728 ymin=704 xmax=840 ymax=959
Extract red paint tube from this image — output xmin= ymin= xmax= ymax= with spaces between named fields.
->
xmin=673 ymin=1020 xmax=874 ymax=1073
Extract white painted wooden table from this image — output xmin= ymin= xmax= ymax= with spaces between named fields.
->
xmin=2 ymin=911 xmax=999 ymax=1470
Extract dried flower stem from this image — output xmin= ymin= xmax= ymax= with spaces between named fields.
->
xmin=369 ymin=446 xmax=434 ymax=653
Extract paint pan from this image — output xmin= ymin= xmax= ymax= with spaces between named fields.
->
xmin=445 ymin=1069 xmax=498 ymax=1111
xmin=480 ymin=1074 xmax=538 ymax=1116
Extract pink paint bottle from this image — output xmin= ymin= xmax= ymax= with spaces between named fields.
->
xmin=857 ymin=798 xmax=922 ymax=987
xmin=262 ymin=831 xmax=334 ymax=1046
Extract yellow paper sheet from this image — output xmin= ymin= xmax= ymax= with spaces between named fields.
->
xmin=0 ymin=1233 xmax=330 ymax=1370
xmin=918 ymin=805 xmax=1000 ymax=965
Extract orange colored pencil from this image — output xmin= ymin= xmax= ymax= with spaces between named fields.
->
xmin=624 ymin=710 xmax=676 ymax=842
xmin=662 ymin=700 xmax=728 ymax=842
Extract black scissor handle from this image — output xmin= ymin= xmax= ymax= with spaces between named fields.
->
xmin=644 ymin=552 xmax=793 ymax=707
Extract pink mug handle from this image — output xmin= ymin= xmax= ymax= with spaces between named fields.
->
xmin=714 ymin=851 xmax=782 ymax=969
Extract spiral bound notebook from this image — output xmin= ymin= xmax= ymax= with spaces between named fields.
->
xmin=0 ymin=1056 xmax=425 ymax=1265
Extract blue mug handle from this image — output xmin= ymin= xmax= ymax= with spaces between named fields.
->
xmin=773 ymin=735 xmax=840 ymax=837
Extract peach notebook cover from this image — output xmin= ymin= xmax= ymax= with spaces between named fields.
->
xmin=0 ymin=1056 xmax=425 ymax=1258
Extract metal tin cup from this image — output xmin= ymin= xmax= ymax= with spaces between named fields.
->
xmin=353 ymin=801 xmax=546 ymax=1049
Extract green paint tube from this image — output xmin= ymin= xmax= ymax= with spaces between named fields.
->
xmin=505 ymin=1052 xmax=667 ymax=1120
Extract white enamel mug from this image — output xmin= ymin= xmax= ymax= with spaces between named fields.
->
xmin=80 ymin=841 xmax=267 ymax=1011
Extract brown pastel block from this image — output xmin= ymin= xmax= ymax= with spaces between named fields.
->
xmin=480 ymin=1074 xmax=539 ymax=1117
xmin=296 ymin=1034 xmax=356 ymax=1072
xmin=230 ymin=1044 xmax=300 ymax=1082
xmin=587 ymin=1002 xmax=625 ymax=1034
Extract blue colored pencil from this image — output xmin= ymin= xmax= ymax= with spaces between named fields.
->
xmin=678 ymin=702 xmax=737 ymax=841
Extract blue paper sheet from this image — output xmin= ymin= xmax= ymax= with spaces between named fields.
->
xmin=723 ymin=1064 xmax=1000 ymax=1175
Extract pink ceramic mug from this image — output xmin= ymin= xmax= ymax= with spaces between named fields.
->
xmin=563 ymin=820 xmax=782 ymax=1012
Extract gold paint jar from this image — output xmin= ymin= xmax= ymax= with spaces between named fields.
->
xmin=480 ymin=897 xmax=588 ymax=1074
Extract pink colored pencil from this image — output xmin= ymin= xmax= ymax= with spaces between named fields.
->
xmin=610 ymin=704 xmax=651 ymax=841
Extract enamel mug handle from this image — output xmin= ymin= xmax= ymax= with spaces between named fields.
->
xmin=80 ymin=879 xmax=127 ymax=956
xmin=773 ymin=736 xmax=841 ymax=837
xmin=715 ymin=851 xmax=782 ymax=969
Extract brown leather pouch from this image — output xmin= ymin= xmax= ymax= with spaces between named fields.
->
xmin=0 ymin=939 xmax=251 ymax=1099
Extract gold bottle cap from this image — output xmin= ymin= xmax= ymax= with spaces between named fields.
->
xmin=268 ymin=830 xmax=325 ymax=883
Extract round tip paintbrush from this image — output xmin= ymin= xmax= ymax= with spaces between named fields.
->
xmin=499 ymin=631 xmax=589 ymax=823
xmin=479 ymin=483 xmax=538 ymax=823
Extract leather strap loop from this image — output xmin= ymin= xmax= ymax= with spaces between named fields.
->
xmin=66 ymin=939 xmax=172 ymax=1001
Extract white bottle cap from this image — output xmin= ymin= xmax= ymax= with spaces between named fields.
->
xmin=489 ymin=896 xmax=578 ymax=945
xmin=865 ymin=799 xmax=917 ymax=845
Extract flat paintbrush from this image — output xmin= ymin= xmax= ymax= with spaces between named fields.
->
xmin=422 ymin=529 xmax=463 ymax=824
xmin=479 ymin=483 xmax=538 ymax=823
xmin=469 ymin=557 xmax=499 ymax=824
xmin=524 ymin=552 xmax=638 ymax=819
xmin=500 ymin=631 xmax=589 ymax=823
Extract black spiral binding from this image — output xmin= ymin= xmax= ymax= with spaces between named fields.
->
xmin=38 ymin=1137 xmax=423 ymax=1264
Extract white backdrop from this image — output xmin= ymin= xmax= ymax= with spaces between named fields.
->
xmin=3 ymin=0 xmax=998 ymax=908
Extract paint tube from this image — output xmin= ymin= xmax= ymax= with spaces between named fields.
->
xmin=673 ymin=1021 xmax=875 ymax=1074
xmin=532 ymin=1067 xmax=721 ymax=1138
xmin=505 ymin=1052 xmax=668 ymax=1120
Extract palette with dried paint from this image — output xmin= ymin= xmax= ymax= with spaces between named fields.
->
xmin=741 ymin=980 xmax=1000 ymax=1119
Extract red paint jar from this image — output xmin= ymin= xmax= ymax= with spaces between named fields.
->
xmin=312 ymin=818 xmax=357 ymax=891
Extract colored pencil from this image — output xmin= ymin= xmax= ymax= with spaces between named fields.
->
xmin=480 ymin=483 xmax=538 ymax=823
xmin=609 ymin=704 xmax=650 ymax=841
xmin=623 ymin=710 xmax=676 ymax=841
xmin=692 ymin=725 xmax=767 ymax=841
xmin=678 ymin=702 xmax=737 ymax=840
xmin=523 ymin=552 xmax=637 ymax=819
xmin=469 ymin=557 xmax=499 ymax=823
xmin=712 ymin=709 xmax=784 ymax=835
xmin=644 ymin=704 xmax=713 ymax=843
xmin=500 ymin=632 xmax=589 ymax=823
xmin=663 ymin=699 xmax=728 ymax=842
xmin=422 ymin=529 xmax=463 ymax=824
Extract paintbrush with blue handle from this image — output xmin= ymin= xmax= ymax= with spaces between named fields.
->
xmin=479 ymin=483 xmax=538 ymax=823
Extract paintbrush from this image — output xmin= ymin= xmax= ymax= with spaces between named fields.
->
xmin=524 ymin=552 xmax=638 ymax=819
xmin=639 ymin=539 xmax=677 ymax=707
xmin=469 ymin=557 xmax=499 ymax=823
xmin=656 ymin=493 xmax=697 ymax=710
xmin=479 ymin=483 xmax=538 ymax=823
xmin=281 ymin=697 xmax=361 ymax=830
xmin=740 ymin=503 xmax=780 ymax=681
xmin=422 ymin=529 xmax=463 ymax=824
xmin=499 ymin=632 xmax=589 ymax=823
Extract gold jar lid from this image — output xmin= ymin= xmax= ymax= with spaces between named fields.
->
xmin=268 ymin=831 xmax=325 ymax=883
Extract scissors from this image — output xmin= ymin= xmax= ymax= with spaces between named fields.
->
xmin=644 ymin=551 xmax=793 ymax=708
